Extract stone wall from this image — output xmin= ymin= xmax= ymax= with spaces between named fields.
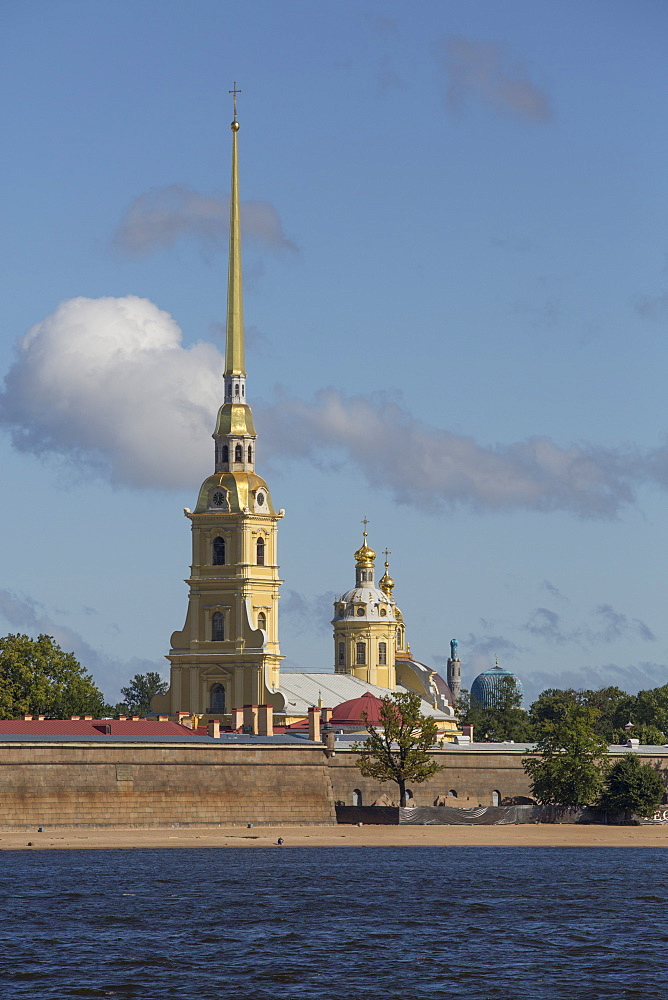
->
xmin=327 ymin=747 xmax=536 ymax=807
xmin=0 ymin=742 xmax=336 ymax=828
xmin=1 ymin=741 xmax=666 ymax=829
xmin=328 ymin=747 xmax=668 ymax=808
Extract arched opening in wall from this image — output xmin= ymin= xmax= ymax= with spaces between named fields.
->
xmin=213 ymin=536 xmax=225 ymax=565
xmin=492 ymin=790 xmax=501 ymax=806
xmin=352 ymin=788 xmax=362 ymax=806
xmin=256 ymin=537 xmax=265 ymax=565
xmin=212 ymin=612 xmax=225 ymax=641
xmin=222 ymin=445 xmax=229 ymax=463
xmin=234 ymin=444 xmax=242 ymax=462
xmin=356 ymin=642 xmax=366 ymax=665
xmin=448 ymin=789 xmax=457 ymax=798
xmin=405 ymin=788 xmax=413 ymax=804
xmin=378 ymin=642 xmax=387 ymax=665
xmin=209 ymin=684 xmax=226 ymax=713
xmin=258 ymin=611 xmax=267 ymax=630
xmin=247 ymin=445 xmax=252 ymax=463
xmin=338 ymin=642 xmax=345 ymax=665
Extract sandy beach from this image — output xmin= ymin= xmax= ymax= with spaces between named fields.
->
xmin=2 ymin=823 xmax=668 ymax=850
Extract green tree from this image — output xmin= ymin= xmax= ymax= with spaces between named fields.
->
xmin=530 ymin=686 xmax=637 ymax=744
xmin=0 ymin=633 xmax=106 ymax=719
xmin=460 ymin=676 xmax=533 ymax=743
xmin=354 ymin=691 xmax=444 ymax=806
xmin=633 ymin=684 xmax=668 ymax=736
xmin=580 ymin=686 xmax=635 ymax=743
xmin=119 ymin=672 xmax=169 ymax=715
xmin=600 ymin=753 xmax=665 ymax=819
xmin=523 ymin=703 xmax=609 ymax=807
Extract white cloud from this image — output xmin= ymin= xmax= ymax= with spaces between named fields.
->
xmin=438 ymin=35 xmax=553 ymax=123
xmin=0 ymin=295 xmax=221 ymax=489
xmin=0 ymin=300 xmax=663 ymax=516
xmin=258 ymin=388 xmax=643 ymax=518
xmin=113 ymin=185 xmax=297 ymax=255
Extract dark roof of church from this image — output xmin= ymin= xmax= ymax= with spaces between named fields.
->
xmin=331 ymin=691 xmax=385 ymax=726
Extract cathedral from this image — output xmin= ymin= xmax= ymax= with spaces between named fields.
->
xmin=151 ymin=101 xmax=458 ymax=737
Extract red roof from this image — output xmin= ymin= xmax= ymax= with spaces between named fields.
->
xmin=0 ymin=718 xmax=193 ymax=737
xmin=331 ymin=691 xmax=385 ymax=726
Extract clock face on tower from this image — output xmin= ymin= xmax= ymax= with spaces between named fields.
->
xmin=256 ymin=492 xmax=265 ymax=506
xmin=212 ymin=491 xmax=226 ymax=507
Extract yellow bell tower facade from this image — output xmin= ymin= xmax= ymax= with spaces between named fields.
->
xmin=153 ymin=96 xmax=283 ymax=721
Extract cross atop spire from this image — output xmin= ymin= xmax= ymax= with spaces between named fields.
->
xmin=229 ymin=81 xmax=242 ymax=123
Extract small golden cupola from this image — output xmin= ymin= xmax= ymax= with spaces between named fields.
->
xmin=379 ymin=549 xmax=395 ymax=598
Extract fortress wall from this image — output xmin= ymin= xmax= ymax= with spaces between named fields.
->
xmin=0 ymin=743 xmax=336 ymax=828
xmin=328 ymin=749 xmax=668 ymax=808
xmin=327 ymin=748 xmax=534 ymax=807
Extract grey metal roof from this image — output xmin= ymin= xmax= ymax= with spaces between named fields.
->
xmin=0 ymin=733 xmax=319 ymax=746
xmin=278 ymin=672 xmax=450 ymax=719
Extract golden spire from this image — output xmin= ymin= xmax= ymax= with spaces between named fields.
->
xmin=225 ymin=82 xmax=245 ymax=377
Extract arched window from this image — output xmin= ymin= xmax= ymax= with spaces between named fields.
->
xmin=352 ymin=788 xmax=362 ymax=806
xmin=378 ymin=642 xmax=387 ymax=665
xmin=213 ymin=536 xmax=225 ymax=565
xmin=492 ymin=790 xmax=501 ymax=806
xmin=234 ymin=444 xmax=242 ymax=462
xmin=210 ymin=684 xmax=225 ymax=713
xmin=212 ymin=612 xmax=224 ymax=641
xmin=222 ymin=445 xmax=229 ymax=463
xmin=258 ymin=611 xmax=267 ymax=630
xmin=248 ymin=445 xmax=252 ymax=463
xmin=356 ymin=642 xmax=366 ymax=665
xmin=448 ymin=789 xmax=457 ymax=798
xmin=338 ymin=641 xmax=345 ymax=665
xmin=235 ymin=383 xmax=239 ymax=396
xmin=256 ymin=537 xmax=265 ymax=565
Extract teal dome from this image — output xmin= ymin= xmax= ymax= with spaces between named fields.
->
xmin=471 ymin=664 xmax=524 ymax=709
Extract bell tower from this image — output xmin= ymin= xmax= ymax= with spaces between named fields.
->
xmin=331 ymin=526 xmax=397 ymax=689
xmin=154 ymin=89 xmax=284 ymax=721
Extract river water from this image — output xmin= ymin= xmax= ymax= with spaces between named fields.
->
xmin=0 ymin=846 xmax=663 ymax=999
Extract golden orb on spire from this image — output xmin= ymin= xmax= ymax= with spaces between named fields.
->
xmin=354 ymin=518 xmax=375 ymax=567
xmin=379 ymin=549 xmax=394 ymax=595
xmin=354 ymin=537 xmax=376 ymax=568
xmin=354 ymin=520 xmax=375 ymax=567
xmin=231 ymin=120 xmax=240 ymax=131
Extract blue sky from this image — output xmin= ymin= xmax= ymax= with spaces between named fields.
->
xmin=1 ymin=0 xmax=668 ymax=704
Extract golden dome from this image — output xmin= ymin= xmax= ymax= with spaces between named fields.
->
xmin=354 ymin=530 xmax=375 ymax=567
xmin=379 ymin=570 xmax=394 ymax=596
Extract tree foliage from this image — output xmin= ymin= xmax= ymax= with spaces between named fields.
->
xmin=523 ymin=703 xmax=609 ymax=807
xmin=0 ymin=633 xmax=106 ymax=719
xmin=354 ymin=692 xmax=443 ymax=806
xmin=459 ymin=676 xmax=532 ymax=743
xmin=600 ymin=753 xmax=665 ymax=819
xmin=119 ymin=672 xmax=169 ymax=715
